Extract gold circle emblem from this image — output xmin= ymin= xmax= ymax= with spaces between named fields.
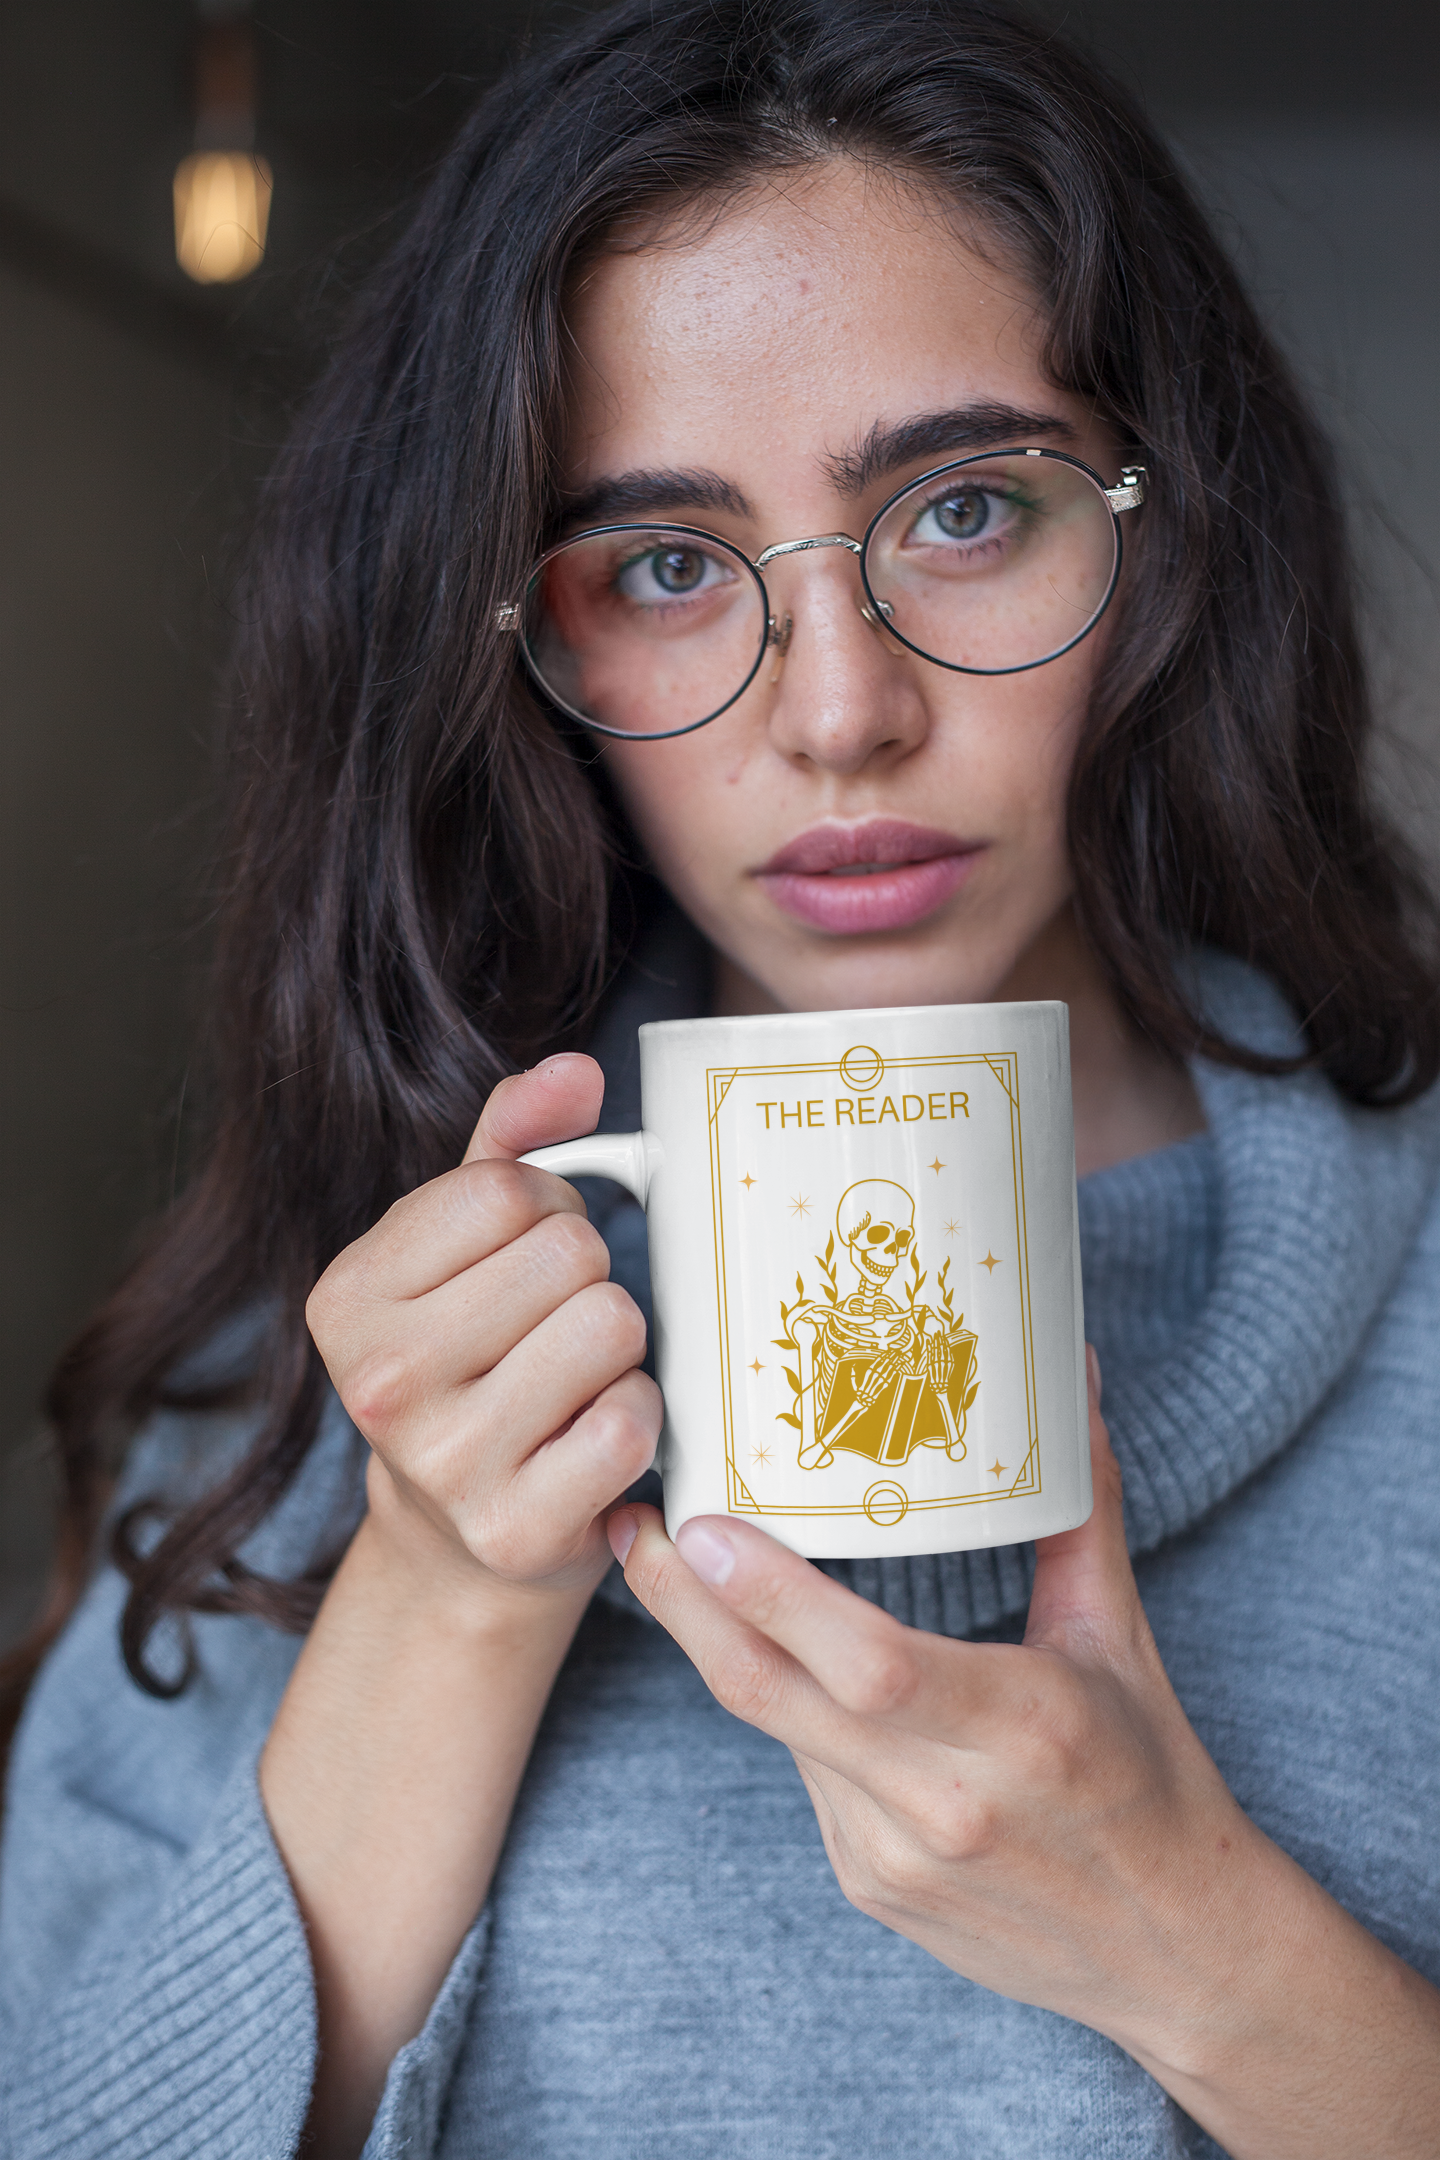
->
xmin=862 ymin=1481 xmax=909 ymax=1527
xmin=838 ymin=1044 xmax=884 ymax=1091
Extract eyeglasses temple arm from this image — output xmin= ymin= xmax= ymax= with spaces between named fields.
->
xmin=1104 ymin=465 xmax=1147 ymax=513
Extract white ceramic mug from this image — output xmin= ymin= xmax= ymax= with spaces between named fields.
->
xmin=522 ymin=1002 xmax=1091 ymax=1559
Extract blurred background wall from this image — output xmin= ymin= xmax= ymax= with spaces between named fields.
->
xmin=3 ymin=0 xmax=1438 ymax=1647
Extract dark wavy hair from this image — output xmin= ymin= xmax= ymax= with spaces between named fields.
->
xmin=6 ymin=0 xmax=1437 ymax=1727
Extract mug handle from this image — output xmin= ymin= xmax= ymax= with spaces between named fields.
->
xmin=518 ymin=1130 xmax=663 ymax=1206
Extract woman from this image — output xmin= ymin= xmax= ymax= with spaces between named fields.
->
xmin=3 ymin=3 xmax=1439 ymax=2155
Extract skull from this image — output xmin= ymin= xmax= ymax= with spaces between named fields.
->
xmin=836 ymin=1180 xmax=915 ymax=1289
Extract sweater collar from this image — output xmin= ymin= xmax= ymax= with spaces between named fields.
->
xmin=1090 ymin=951 xmax=1440 ymax=1560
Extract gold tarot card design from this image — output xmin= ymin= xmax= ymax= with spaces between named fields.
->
xmin=706 ymin=1046 xmax=1041 ymax=1527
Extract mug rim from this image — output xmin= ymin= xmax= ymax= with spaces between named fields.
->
xmin=637 ymin=997 xmax=1069 ymax=1043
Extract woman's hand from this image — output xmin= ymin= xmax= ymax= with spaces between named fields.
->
xmin=609 ymin=1351 xmax=1440 ymax=2160
xmin=307 ymin=1051 xmax=661 ymax=1611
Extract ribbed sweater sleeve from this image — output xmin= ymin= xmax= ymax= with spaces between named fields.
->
xmin=1 ymin=1742 xmax=315 ymax=2159
xmin=0 ymin=1521 xmax=320 ymax=2157
xmin=2 ymin=1712 xmax=488 ymax=2160
xmin=1 ymin=1410 xmax=490 ymax=2160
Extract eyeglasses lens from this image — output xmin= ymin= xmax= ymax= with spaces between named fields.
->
xmin=863 ymin=455 xmax=1120 ymax=673
xmin=523 ymin=528 xmax=768 ymax=737
xmin=520 ymin=455 xmax=1120 ymax=735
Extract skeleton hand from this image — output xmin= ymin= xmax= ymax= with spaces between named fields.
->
xmin=925 ymin=1331 xmax=953 ymax=1388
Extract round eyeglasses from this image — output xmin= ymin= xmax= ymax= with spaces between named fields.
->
xmin=495 ymin=447 xmax=1146 ymax=741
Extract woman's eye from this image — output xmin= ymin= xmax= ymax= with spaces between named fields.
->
xmin=615 ymin=544 xmax=731 ymax=603
xmin=907 ymin=486 xmax=1020 ymax=549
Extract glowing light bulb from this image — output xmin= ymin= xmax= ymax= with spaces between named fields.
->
xmin=173 ymin=150 xmax=272 ymax=283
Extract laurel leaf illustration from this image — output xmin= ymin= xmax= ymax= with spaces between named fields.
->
xmin=775 ymin=1412 xmax=803 ymax=1430
xmin=962 ymin=1380 xmax=980 ymax=1411
xmin=782 ymin=1365 xmax=802 ymax=1396
xmin=825 ymin=1231 xmax=835 ymax=1264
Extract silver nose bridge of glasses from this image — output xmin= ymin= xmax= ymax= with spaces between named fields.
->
xmin=749 ymin=530 xmax=891 ymax=654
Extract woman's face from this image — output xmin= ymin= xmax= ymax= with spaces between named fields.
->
xmin=561 ymin=162 xmax=1126 ymax=1014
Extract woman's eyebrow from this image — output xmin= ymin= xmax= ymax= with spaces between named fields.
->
xmin=825 ymin=404 xmax=1076 ymax=494
xmin=559 ymin=405 xmax=1072 ymax=529
xmin=560 ymin=467 xmax=752 ymax=527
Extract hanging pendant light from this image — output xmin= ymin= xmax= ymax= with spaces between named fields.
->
xmin=174 ymin=1 xmax=271 ymax=284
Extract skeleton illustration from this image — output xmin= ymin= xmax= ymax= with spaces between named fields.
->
xmin=777 ymin=1180 xmax=979 ymax=1472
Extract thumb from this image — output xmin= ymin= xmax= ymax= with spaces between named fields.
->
xmin=1023 ymin=1345 xmax=1139 ymax=1657
xmin=463 ymin=1052 xmax=605 ymax=1164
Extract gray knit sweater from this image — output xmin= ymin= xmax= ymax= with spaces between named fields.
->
xmin=4 ymin=949 xmax=1440 ymax=2160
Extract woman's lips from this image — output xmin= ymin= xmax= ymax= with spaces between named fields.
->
xmin=759 ymin=856 xmax=975 ymax=933
xmin=754 ymin=820 xmax=980 ymax=934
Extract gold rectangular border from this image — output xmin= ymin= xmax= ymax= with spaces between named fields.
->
xmin=706 ymin=1053 xmax=1041 ymax=1519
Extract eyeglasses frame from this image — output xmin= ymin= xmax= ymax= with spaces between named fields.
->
xmin=496 ymin=446 xmax=1147 ymax=742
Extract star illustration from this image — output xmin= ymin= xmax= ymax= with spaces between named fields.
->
xmin=928 ymin=1157 xmax=945 ymax=1175
xmin=751 ymin=1443 xmax=774 ymax=1467
xmin=789 ymin=1193 xmax=812 ymax=1217
xmin=739 ymin=1172 xmax=756 ymax=1190
xmin=749 ymin=1358 xmax=765 ymax=1375
xmin=980 ymin=1250 xmax=1000 ymax=1273
xmin=988 ymin=1458 xmax=1007 ymax=1480
xmin=942 ymin=1217 xmax=961 ymax=1239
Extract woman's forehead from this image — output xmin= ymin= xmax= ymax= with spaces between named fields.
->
xmin=560 ymin=163 xmax=1092 ymax=501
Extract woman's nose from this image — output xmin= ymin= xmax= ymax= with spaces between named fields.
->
xmin=762 ymin=556 xmax=930 ymax=775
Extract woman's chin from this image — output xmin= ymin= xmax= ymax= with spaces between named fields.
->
xmin=728 ymin=931 xmax=1018 ymax=1018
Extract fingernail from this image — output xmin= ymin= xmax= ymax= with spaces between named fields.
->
xmin=676 ymin=1521 xmax=736 ymax=1587
xmin=1086 ymin=1343 xmax=1103 ymax=1406
xmin=607 ymin=1509 xmax=638 ymax=1565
